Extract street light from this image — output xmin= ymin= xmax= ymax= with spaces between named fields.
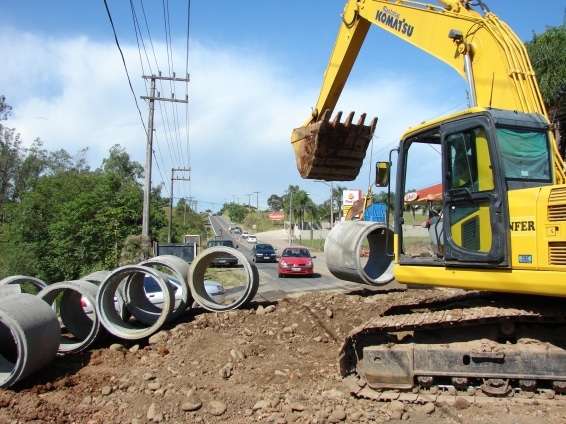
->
xmin=314 ymin=181 xmax=334 ymax=228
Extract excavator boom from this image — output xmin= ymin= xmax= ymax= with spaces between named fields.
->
xmin=292 ymin=0 xmax=564 ymax=182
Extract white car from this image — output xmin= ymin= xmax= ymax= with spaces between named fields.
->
xmin=81 ymin=276 xmax=225 ymax=314
xmin=247 ymin=235 xmax=257 ymax=243
xmin=241 ymin=231 xmax=250 ymax=240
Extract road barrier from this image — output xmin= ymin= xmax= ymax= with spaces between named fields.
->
xmin=325 ymin=221 xmax=394 ymax=285
xmin=38 ymin=280 xmax=104 ymax=354
xmin=0 ymin=293 xmax=60 ymax=388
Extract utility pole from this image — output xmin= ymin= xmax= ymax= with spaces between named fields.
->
xmin=288 ymin=190 xmax=293 ymax=245
xmin=141 ymin=72 xmax=189 ymax=239
xmin=168 ymin=167 xmax=191 ymax=243
xmin=247 ymin=193 xmax=252 ymax=209
xmin=253 ymin=191 xmax=260 ymax=210
xmin=330 ymin=181 xmax=334 ymax=227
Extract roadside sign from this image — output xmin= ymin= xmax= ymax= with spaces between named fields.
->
xmin=268 ymin=211 xmax=285 ymax=221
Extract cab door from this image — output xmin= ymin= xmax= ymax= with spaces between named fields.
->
xmin=441 ymin=117 xmax=508 ymax=266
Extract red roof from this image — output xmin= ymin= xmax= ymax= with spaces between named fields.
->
xmin=405 ymin=183 xmax=443 ymax=204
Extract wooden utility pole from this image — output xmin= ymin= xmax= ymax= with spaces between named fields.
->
xmin=140 ymin=72 xmax=189 ymax=239
xmin=168 ymin=167 xmax=191 ymax=243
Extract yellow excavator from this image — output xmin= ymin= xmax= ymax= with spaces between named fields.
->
xmin=292 ymin=0 xmax=566 ymax=399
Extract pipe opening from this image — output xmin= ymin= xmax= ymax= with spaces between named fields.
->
xmin=190 ymin=247 xmax=259 ymax=312
xmin=39 ymin=282 xmax=101 ymax=353
xmin=0 ymin=321 xmax=17 ymax=381
xmin=97 ymin=266 xmax=173 ymax=340
xmin=139 ymin=255 xmax=191 ymax=319
xmin=359 ymin=226 xmax=394 ymax=282
xmin=325 ymin=221 xmax=394 ymax=286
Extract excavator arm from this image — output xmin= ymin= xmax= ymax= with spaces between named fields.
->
xmin=292 ymin=0 xmax=564 ymax=182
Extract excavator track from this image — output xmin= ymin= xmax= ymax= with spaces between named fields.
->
xmin=340 ymin=291 xmax=566 ymax=405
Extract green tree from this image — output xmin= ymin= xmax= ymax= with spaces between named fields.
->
xmin=527 ymin=25 xmax=566 ymax=109
xmin=220 ymin=202 xmax=248 ymax=223
xmin=267 ymin=194 xmax=283 ymax=211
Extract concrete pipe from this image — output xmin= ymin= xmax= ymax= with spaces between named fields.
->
xmin=0 ymin=275 xmax=47 ymax=295
xmin=325 ymin=221 xmax=394 ymax=286
xmin=189 ymin=246 xmax=259 ymax=312
xmin=0 ymin=293 xmax=60 ymax=388
xmin=97 ymin=265 xmax=174 ymax=340
xmin=38 ymin=280 xmax=104 ymax=354
xmin=139 ymin=255 xmax=191 ymax=319
xmin=81 ymin=270 xmax=111 ymax=285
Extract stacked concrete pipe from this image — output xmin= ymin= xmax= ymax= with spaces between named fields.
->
xmin=0 ymin=275 xmax=47 ymax=294
xmin=96 ymin=265 xmax=174 ymax=340
xmin=325 ymin=221 xmax=394 ymax=286
xmin=38 ymin=280 xmax=104 ymax=354
xmin=0 ymin=293 xmax=60 ymax=388
xmin=138 ymin=255 xmax=191 ymax=320
xmin=189 ymin=246 xmax=259 ymax=312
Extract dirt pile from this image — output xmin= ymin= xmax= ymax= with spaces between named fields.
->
xmin=1 ymin=289 xmax=565 ymax=424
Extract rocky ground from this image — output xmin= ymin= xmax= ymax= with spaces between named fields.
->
xmin=1 ymin=288 xmax=566 ymax=424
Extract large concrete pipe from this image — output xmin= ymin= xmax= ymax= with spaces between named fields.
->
xmin=0 ymin=293 xmax=60 ymax=388
xmin=0 ymin=275 xmax=47 ymax=294
xmin=81 ymin=270 xmax=111 ymax=285
xmin=96 ymin=265 xmax=174 ymax=340
xmin=189 ymin=246 xmax=259 ymax=312
xmin=139 ymin=255 xmax=191 ymax=319
xmin=325 ymin=221 xmax=394 ymax=286
xmin=38 ymin=280 xmax=104 ymax=354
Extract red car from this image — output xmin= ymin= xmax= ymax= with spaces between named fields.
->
xmin=278 ymin=247 xmax=314 ymax=278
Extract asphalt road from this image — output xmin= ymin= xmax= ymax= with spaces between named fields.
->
xmin=208 ymin=215 xmax=363 ymax=301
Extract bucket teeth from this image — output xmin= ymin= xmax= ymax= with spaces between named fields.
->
xmin=345 ymin=111 xmax=355 ymax=128
xmin=292 ymin=110 xmax=378 ymax=181
xmin=332 ymin=111 xmax=343 ymax=126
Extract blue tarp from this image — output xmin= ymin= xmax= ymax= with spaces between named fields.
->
xmin=364 ymin=203 xmax=387 ymax=223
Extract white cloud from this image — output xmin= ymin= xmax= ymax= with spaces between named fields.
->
xmin=0 ymin=28 xmax=463 ymax=208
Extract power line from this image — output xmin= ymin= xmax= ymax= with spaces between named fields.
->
xmin=132 ymin=0 xmax=182 ymax=197
xmin=137 ymin=0 xmax=182 ymax=180
xmin=127 ymin=0 xmax=170 ymax=197
xmin=103 ymin=0 xmax=147 ymax=135
xmin=162 ymin=0 xmax=185 ymax=169
xmin=184 ymin=0 xmax=192 ymax=199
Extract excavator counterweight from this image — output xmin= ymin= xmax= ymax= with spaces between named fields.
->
xmin=291 ymin=110 xmax=377 ymax=181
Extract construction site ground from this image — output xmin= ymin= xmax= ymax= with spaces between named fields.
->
xmin=2 ymin=288 xmax=566 ymax=424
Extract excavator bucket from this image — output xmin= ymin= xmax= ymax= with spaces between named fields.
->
xmin=291 ymin=110 xmax=378 ymax=181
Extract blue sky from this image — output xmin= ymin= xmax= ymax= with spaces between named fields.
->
xmin=1 ymin=1 xmax=564 ymax=210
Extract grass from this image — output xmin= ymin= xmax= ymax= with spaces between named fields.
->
xmin=295 ymin=238 xmax=325 ymax=252
xmin=204 ymin=267 xmax=247 ymax=288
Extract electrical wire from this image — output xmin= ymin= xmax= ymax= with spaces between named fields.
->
xmin=103 ymin=0 xmax=147 ymax=135
xmin=138 ymin=0 xmax=182 ymax=181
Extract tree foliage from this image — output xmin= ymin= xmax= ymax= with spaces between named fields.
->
xmin=526 ymin=25 xmax=566 ymax=108
xmin=0 ymin=95 xmax=207 ymax=281
xmin=220 ymin=202 xmax=249 ymax=223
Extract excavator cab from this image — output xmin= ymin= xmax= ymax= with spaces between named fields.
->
xmin=395 ymin=108 xmax=552 ymax=272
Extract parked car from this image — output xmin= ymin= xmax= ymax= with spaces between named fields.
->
xmin=278 ymin=247 xmax=315 ymax=277
xmin=247 ymin=234 xmax=257 ymax=243
xmin=206 ymin=239 xmax=239 ymax=266
xmin=252 ymin=243 xmax=277 ymax=263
